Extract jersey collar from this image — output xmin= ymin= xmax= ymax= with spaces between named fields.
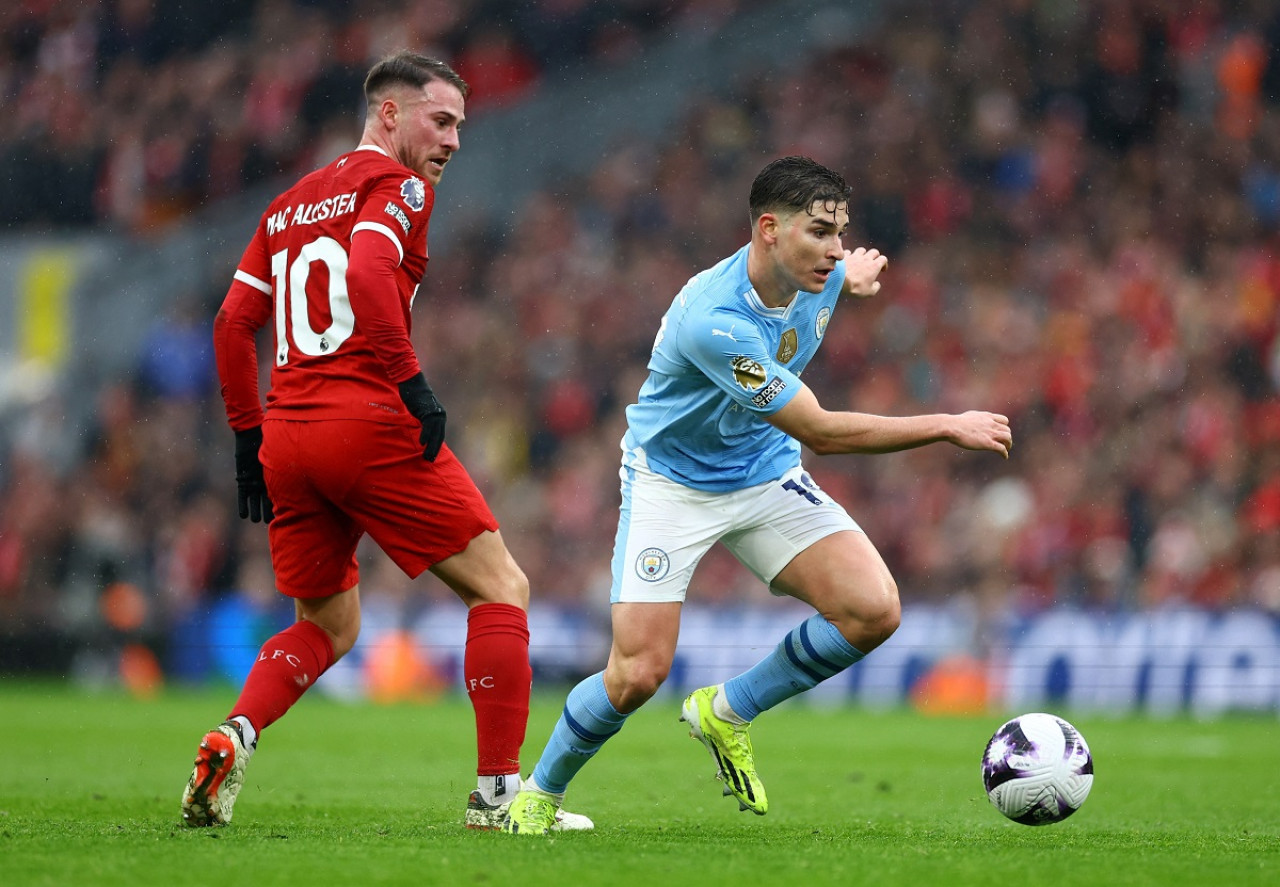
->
xmin=742 ymin=286 xmax=797 ymax=319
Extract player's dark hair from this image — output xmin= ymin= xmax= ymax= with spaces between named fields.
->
xmin=749 ymin=156 xmax=851 ymax=221
xmin=364 ymin=51 xmax=470 ymax=107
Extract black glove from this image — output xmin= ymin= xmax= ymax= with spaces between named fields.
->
xmin=398 ymin=373 xmax=447 ymax=461
xmin=234 ymin=426 xmax=274 ymax=523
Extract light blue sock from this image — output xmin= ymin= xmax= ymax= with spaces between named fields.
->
xmin=531 ymin=671 xmax=628 ymax=795
xmin=723 ymin=614 xmax=865 ymax=720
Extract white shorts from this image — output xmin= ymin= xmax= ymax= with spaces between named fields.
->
xmin=610 ymin=461 xmax=863 ymax=603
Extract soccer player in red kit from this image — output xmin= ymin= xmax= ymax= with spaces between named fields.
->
xmin=181 ymin=51 xmax=590 ymax=831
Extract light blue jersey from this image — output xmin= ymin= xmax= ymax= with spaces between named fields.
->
xmin=622 ymin=244 xmax=847 ymax=491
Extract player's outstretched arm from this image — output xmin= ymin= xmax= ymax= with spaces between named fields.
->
xmin=767 ymin=386 xmax=1012 ymax=458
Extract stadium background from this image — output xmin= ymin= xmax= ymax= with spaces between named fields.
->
xmin=0 ymin=0 xmax=1278 ymax=716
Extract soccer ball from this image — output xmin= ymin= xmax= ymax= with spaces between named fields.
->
xmin=981 ymin=712 xmax=1093 ymax=825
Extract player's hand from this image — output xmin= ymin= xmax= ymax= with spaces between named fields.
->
xmin=234 ymin=425 xmax=274 ymax=523
xmin=950 ymin=411 xmax=1013 ymax=459
xmin=840 ymin=247 xmax=888 ymax=298
xmin=398 ymin=373 xmax=447 ymax=461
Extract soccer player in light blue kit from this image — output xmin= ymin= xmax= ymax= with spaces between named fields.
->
xmin=505 ymin=156 xmax=1013 ymax=832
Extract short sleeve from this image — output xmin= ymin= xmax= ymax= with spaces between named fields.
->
xmin=678 ymin=309 xmax=800 ymax=415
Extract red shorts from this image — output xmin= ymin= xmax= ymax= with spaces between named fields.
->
xmin=259 ymin=418 xmax=499 ymax=598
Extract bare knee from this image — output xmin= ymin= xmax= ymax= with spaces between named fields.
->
xmin=604 ymin=657 xmax=670 ymax=714
xmin=317 ymin=617 xmax=360 ymax=662
xmin=863 ymin=590 xmax=902 ymax=649
xmin=296 ymin=588 xmax=362 ymax=662
xmin=434 ymin=533 xmax=531 ymax=609
xmin=829 ymin=574 xmax=901 ymax=653
xmin=477 ymin=564 xmax=529 ymax=609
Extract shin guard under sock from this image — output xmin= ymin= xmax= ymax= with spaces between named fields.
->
xmin=466 ymin=602 xmax=532 ymax=777
xmin=228 ymin=619 xmax=335 ymax=733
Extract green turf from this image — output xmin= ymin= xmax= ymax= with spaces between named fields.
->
xmin=1 ymin=682 xmax=1277 ymax=886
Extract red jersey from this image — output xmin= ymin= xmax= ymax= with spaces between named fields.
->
xmin=215 ymin=146 xmax=434 ymax=430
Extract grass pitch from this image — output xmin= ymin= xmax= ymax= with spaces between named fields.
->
xmin=1 ymin=682 xmax=1277 ymax=887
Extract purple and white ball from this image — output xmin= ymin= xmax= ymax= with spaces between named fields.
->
xmin=982 ymin=712 xmax=1094 ymax=825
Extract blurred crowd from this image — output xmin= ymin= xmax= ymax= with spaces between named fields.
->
xmin=2 ymin=0 xmax=1280 ymax=682
xmin=0 ymin=0 xmax=752 ymax=231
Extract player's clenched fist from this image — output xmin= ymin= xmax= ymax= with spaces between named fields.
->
xmin=950 ymin=411 xmax=1013 ymax=458
xmin=841 ymin=247 xmax=888 ymax=298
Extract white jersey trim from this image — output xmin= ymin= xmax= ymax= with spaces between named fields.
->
xmin=743 ymin=286 xmax=796 ymax=319
xmin=233 ymin=269 xmax=271 ymax=294
xmin=352 ymin=221 xmax=405 ymax=265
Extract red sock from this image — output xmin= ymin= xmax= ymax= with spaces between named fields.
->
xmin=228 ymin=619 xmax=335 ymax=732
xmin=465 ymin=603 xmax=531 ymax=776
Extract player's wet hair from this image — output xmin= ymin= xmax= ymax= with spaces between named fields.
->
xmin=364 ymin=51 xmax=470 ymax=107
xmin=749 ymin=156 xmax=851 ymax=221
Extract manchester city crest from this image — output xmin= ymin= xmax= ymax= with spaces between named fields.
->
xmin=815 ymin=307 xmax=831 ymax=339
xmin=636 ymin=547 xmax=671 ymax=582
